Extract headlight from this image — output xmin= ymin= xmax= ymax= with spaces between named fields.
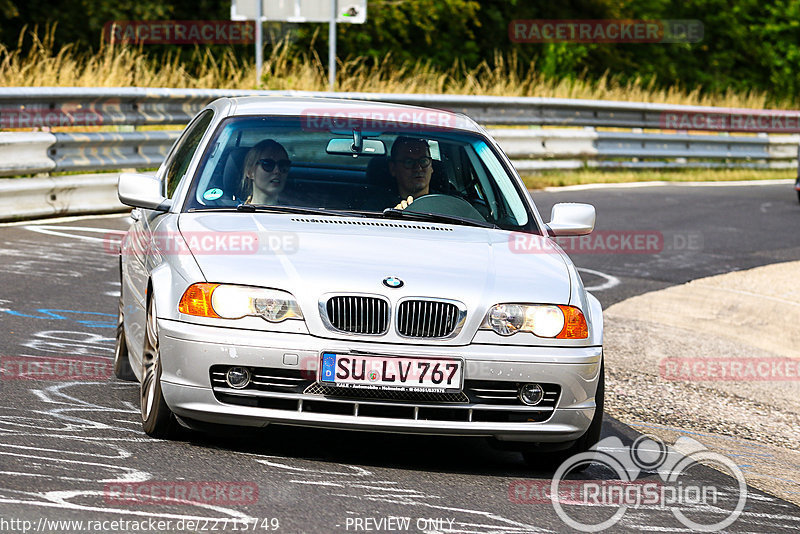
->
xmin=480 ymin=304 xmax=588 ymax=339
xmin=179 ymin=283 xmax=303 ymax=322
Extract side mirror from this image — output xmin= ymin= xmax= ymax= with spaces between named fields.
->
xmin=118 ymin=173 xmax=172 ymax=211
xmin=546 ymin=203 xmax=595 ymax=236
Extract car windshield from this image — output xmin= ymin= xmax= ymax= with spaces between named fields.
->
xmin=183 ymin=116 xmax=535 ymax=231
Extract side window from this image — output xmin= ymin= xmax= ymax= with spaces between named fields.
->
xmin=164 ymin=110 xmax=214 ymax=198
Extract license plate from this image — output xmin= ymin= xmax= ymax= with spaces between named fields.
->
xmin=319 ymin=352 xmax=463 ymax=392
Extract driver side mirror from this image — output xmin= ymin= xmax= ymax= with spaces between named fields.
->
xmin=546 ymin=203 xmax=595 ymax=236
xmin=118 ymin=173 xmax=172 ymax=211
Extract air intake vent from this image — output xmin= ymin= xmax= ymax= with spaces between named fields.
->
xmin=291 ymin=218 xmax=453 ymax=232
xmin=325 ymin=295 xmax=390 ymax=335
xmin=397 ymin=300 xmax=463 ymax=338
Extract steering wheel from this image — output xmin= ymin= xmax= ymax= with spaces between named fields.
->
xmin=404 ymin=194 xmax=488 ymax=221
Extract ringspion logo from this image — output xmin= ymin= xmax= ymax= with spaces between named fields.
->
xmin=512 ymin=436 xmax=746 ymax=532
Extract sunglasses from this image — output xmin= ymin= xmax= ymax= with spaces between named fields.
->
xmin=258 ymin=158 xmax=292 ymax=173
xmin=394 ymin=156 xmax=432 ymax=169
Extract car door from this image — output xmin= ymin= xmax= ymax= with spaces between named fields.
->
xmin=122 ymin=110 xmax=214 ymax=366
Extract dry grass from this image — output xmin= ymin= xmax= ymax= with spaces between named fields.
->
xmin=521 ymin=168 xmax=796 ymax=189
xmin=1 ymin=27 xmax=797 ymax=110
xmin=0 ymin=26 xmax=255 ymax=89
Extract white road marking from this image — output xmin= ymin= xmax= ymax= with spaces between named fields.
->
xmin=253 ymin=459 xmax=371 ymax=477
xmin=0 ymin=212 xmax=130 ymax=227
xmin=578 ymin=267 xmax=621 ymax=291
xmin=544 ymin=178 xmax=793 ymax=192
xmin=23 ymin=225 xmax=125 ymax=244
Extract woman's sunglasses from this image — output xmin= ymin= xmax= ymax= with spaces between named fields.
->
xmin=258 ymin=158 xmax=292 ymax=173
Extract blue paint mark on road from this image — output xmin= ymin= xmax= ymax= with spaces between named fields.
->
xmin=0 ymin=308 xmax=115 ymax=328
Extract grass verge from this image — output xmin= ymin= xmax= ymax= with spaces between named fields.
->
xmin=522 ymin=168 xmax=796 ymax=189
xmin=0 ymin=27 xmax=798 ymax=110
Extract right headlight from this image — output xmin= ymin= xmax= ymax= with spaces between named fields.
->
xmin=179 ymin=283 xmax=303 ymax=323
xmin=480 ymin=304 xmax=588 ymax=339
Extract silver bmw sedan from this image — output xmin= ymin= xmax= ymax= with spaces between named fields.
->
xmin=115 ymin=96 xmax=603 ymax=466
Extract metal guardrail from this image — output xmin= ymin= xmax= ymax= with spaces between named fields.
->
xmin=0 ymin=173 xmax=122 ymax=222
xmin=3 ymin=87 xmax=800 ymax=130
xmin=0 ymin=128 xmax=796 ymax=177
xmin=0 ymin=87 xmax=798 ymax=177
xmin=1 ymin=87 xmax=796 ymax=223
xmin=491 ymin=128 xmax=800 ymax=170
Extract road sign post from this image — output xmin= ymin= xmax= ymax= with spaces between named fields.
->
xmin=329 ymin=0 xmax=337 ymax=90
xmin=231 ymin=1 xmax=367 ymax=90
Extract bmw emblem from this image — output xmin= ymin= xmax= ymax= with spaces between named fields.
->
xmin=383 ymin=276 xmax=404 ymax=289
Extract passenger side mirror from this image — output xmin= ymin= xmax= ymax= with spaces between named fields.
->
xmin=546 ymin=203 xmax=595 ymax=236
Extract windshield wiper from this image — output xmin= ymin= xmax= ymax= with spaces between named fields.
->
xmin=237 ymin=204 xmax=365 ymax=217
xmin=380 ymin=208 xmax=498 ymax=229
xmin=188 ymin=204 xmax=364 ymax=217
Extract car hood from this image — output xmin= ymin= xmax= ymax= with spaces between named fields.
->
xmin=178 ymin=212 xmax=572 ymax=340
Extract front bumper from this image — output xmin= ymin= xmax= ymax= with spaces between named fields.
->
xmin=158 ymin=318 xmax=603 ymax=444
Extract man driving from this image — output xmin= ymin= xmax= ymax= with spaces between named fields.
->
xmin=388 ymin=137 xmax=433 ymax=209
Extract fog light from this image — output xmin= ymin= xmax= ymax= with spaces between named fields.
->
xmin=226 ymin=367 xmax=251 ymax=389
xmin=519 ymin=383 xmax=544 ymax=405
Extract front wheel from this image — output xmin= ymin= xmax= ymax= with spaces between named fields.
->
xmin=140 ymin=296 xmax=180 ymax=439
xmin=113 ymin=291 xmax=136 ymax=381
xmin=522 ymin=359 xmax=605 ymax=470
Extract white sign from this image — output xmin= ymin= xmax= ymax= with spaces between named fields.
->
xmin=231 ymin=0 xmax=366 ymax=24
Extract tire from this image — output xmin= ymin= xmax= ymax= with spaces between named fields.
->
xmin=140 ymin=296 xmax=180 ymax=439
xmin=521 ymin=359 xmax=605 ymax=470
xmin=113 ymin=291 xmax=136 ymax=381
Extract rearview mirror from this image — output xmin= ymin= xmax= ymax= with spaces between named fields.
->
xmin=546 ymin=203 xmax=595 ymax=236
xmin=118 ymin=173 xmax=172 ymax=211
xmin=326 ymin=138 xmax=386 ymax=156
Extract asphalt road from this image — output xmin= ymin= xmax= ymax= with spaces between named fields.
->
xmin=0 ymin=182 xmax=798 ymax=533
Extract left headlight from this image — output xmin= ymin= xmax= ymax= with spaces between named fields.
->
xmin=179 ymin=283 xmax=304 ymax=322
xmin=480 ymin=304 xmax=588 ymax=339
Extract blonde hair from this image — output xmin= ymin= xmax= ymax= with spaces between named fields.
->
xmin=238 ymin=139 xmax=288 ymax=201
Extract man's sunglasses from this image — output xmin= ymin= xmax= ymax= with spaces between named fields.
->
xmin=394 ymin=156 xmax=432 ymax=169
xmin=258 ymin=158 xmax=292 ymax=173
